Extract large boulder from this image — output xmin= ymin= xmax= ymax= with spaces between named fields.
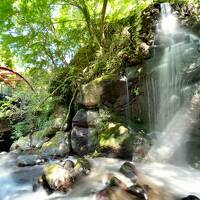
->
xmin=40 ymin=131 xmax=70 ymax=157
xmin=80 ymin=75 xmax=128 ymax=111
xmin=72 ymin=109 xmax=100 ymax=128
xmin=43 ymin=163 xmax=75 ymax=192
xmin=31 ymin=130 xmax=50 ymax=148
xmin=71 ymin=126 xmax=98 ymax=155
xmin=99 ymin=123 xmax=134 ymax=158
xmin=10 ymin=136 xmax=31 ymax=151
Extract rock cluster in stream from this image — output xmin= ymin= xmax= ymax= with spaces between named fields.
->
xmin=33 ymin=157 xmax=91 ymax=194
xmin=32 ymin=159 xmax=149 ymax=200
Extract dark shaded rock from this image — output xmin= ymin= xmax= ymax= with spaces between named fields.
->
xmin=120 ymin=162 xmax=137 ymax=183
xmin=109 ymin=176 xmax=127 ymax=190
xmin=96 ymin=187 xmax=141 ymax=200
xmin=32 ymin=175 xmax=53 ymax=195
xmin=127 ymin=184 xmax=148 ymax=200
xmin=182 ymin=195 xmax=200 ymax=200
xmin=72 ymin=109 xmax=99 ymax=128
xmin=63 ymin=160 xmax=75 ymax=170
xmin=17 ymin=155 xmax=44 ymax=167
xmin=71 ymin=126 xmax=98 ymax=155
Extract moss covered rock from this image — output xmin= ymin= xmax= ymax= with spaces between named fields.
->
xmin=43 ymin=163 xmax=75 ymax=192
xmin=80 ymin=74 xmax=129 ymax=110
xmin=10 ymin=135 xmax=30 ymax=151
xmin=99 ymin=123 xmax=134 ymax=158
xmin=31 ymin=130 xmax=50 ymax=148
xmin=74 ymin=157 xmax=91 ymax=176
xmin=40 ymin=131 xmax=70 ymax=157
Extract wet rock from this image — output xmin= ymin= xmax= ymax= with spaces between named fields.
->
xmin=71 ymin=126 xmax=98 ymax=155
xmin=127 ymin=184 xmax=148 ymax=200
xmin=74 ymin=157 xmax=91 ymax=176
xmin=182 ymin=195 xmax=200 ymax=200
xmin=109 ymin=176 xmax=127 ymax=190
xmin=40 ymin=131 xmax=70 ymax=157
xmin=96 ymin=174 xmax=146 ymax=200
xmin=96 ymin=187 xmax=141 ymax=200
xmin=32 ymin=175 xmax=53 ymax=195
xmin=43 ymin=163 xmax=75 ymax=192
xmin=120 ymin=162 xmax=138 ymax=183
xmin=17 ymin=154 xmax=44 ymax=167
xmin=63 ymin=160 xmax=75 ymax=170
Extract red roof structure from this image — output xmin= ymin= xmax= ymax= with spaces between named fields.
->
xmin=0 ymin=66 xmax=35 ymax=92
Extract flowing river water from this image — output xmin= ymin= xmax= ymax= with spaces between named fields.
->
xmin=0 ymin=152 xmax=200 ymax=200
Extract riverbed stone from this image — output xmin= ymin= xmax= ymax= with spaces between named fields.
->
xmin=17 ymin=154 xmax=44 ymax=167
xmin=120 ymin=162 xmax=138 ymax=183
xmin=127 ymin=184 xmax=148 ymax=200
xmin=40 ymin=131 xmax=70 ymax=157
xmin=182 ymin=195 xmax=200 ymax=200
xmin=96 ymin=186 xmax=141 ymax=200
xmin=43 ymin=163 xmax=75 ymax=192
xmin=74 ymin=157 xmax=91 ymax=176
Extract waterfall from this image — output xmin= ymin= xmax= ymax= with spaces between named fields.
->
xmin=120 ymin=76 xmax=130 ymax=122
xmin=145 ymin=3 xmax=200 ymax=164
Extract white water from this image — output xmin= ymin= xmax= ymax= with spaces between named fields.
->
xmin=145 ymin=3 xmax=200 ymax=164
xmin=0 ymin=153 xmax=200 ymax=200
xmin=120 ymin=75 xmax=130 ymax=122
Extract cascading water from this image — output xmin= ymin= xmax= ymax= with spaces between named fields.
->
xmin=120 ymin=75 xmax=130 ymax=122
xmin=145 ymin=3 xmax=200 ymax=164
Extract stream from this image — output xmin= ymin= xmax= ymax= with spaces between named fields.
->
xmin=0 ymin=152 xmax=200 ymax=200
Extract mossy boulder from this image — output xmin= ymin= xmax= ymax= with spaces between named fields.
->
xmin=40 ymin=131 xmax=70 ymax=157
xmin=10 ymin=135 xmax=30 ymax=151
xmin=80 ymin=75 xmax=128 ymax=110
xmin=43 ymin=163 xmax=75 ymax=192
xmin=74 ymin=157 xmax=91 ymax=176
xmin=31 ymin=130 xmax=50 ymax=148
xmin=99 ymin=123 xmax=134 ymax=158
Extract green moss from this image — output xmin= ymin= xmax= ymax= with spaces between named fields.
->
xmin=75 ymin=157 xmax=91 ymax=171
xmin=99 ymin=123 xmax=132 ymax=149
xmin=91 ymin=74 xmax=117 ymax=85
xmin=90 ymin=150 xmax=102 ymax=158
xmin=42 ymin=131 xmax=64 ymax=148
